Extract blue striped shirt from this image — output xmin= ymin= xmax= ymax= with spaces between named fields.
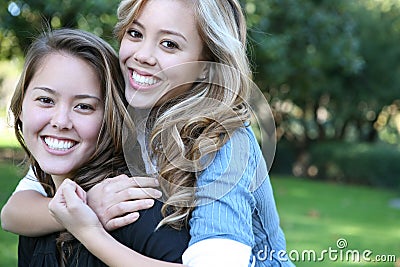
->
xmin=189 ymin=126 xmax=295 ymax=266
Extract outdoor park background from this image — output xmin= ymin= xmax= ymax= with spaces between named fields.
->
xmin=0 ymin=0 xmax=399 ymax=266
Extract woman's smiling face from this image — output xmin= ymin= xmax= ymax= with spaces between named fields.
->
xmin=20 ymin=53 xmax=104 ymax=186
xmin=119 ymin=0 xmax=206 ymax=109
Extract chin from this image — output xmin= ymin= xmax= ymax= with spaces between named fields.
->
xmin=40 ymin=166 xmax=72 ymax=177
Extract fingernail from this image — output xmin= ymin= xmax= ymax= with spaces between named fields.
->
xmin=154 ymin=179 xmax=159 ymax=186
xmin=145 ymin=199 xmax=155 ymax=206
xmin=155 ymin=190 xmax=162 ymax=198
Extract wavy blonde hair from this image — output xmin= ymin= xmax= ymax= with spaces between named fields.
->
xmin=115 ymin=0 xmax=252 ymax=229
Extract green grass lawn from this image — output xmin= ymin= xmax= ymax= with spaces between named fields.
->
xmin=0 ymin=162 xmax=24 ymax=266
xmin=272 ymin=176 xmax=400 ymax=266
xmin=0 ymin=160 xmax=399 ymax=266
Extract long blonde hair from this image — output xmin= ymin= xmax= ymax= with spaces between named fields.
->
xmin=115 ymin=0 xmax=252 ymax=229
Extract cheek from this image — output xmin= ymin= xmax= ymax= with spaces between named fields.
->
xmin=81 ymin=115 xmax=103 ymax=145
xmin=20 ymin=106 xmax=48 ymax=135
xmin=119 ymin=39 xmax=132 ymax=63
xmin=164 ymin=61 xmax=203 ymax=87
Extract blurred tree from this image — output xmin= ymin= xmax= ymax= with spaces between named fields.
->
xmin=0 ymin=0 xmax=120 ymax=59
xmin=347 ymin=0 xmax=400 ymax=143
xmin=245 ymin=0 xmax=363 ymax=144
xmin=243 ymin=0 xmax=400 ymax=146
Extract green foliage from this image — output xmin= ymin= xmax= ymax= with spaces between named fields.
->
xmin=244 ymin=0 xmax=400 ymax=144
xmin=271 ymin=140 xmax=400 ymax=189
xmin=0 ymin=0 xmax=120 ymax=58
xmin=309 ymin=142 xmax=400 ymax=188
xmin=270 ymin=140 xmax=297 ymax=175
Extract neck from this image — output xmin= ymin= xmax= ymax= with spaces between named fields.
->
xmin=52 ymin=175 xmax=67 ymax=190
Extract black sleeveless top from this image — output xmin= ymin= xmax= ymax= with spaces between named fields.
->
xmin=18 ymin=201 xmax=190 ymax=266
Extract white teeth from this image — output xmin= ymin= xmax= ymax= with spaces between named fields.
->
xmin=132 ymin=71 xmax=159 ymax=86
xmin=44 ymin=137 xmax=75 ymax=151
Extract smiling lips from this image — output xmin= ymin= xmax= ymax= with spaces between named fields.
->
xmin=43 ymin=136 xmax=76 ymax=151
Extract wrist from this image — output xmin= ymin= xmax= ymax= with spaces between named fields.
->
xmin=74 ymin=224 xmax=106 ymax=242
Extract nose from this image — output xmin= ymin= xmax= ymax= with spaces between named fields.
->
xmin=50 ymin=106 xmax=73 ymax=130
xmin=133 ymin=42 xmax=156 ymax=66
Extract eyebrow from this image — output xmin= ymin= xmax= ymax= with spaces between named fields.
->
xmin=32 ymin=87 xmax=102 ymax=102
xmin=132 ymin=21 xmax=188 ymax=42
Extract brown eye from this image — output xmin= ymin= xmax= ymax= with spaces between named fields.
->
xmin=37 ymin=97 xmax=54 ymax=105
xmin=127 ymin=29 xmax=143 ymax=39
xmin=75 ymin=103 xmax=95 ymax=112
xmin=161 ymin=40 xmax=179 ymax=50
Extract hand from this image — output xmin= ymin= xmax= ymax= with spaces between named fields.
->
xmin=87 ymin=174 xmax=162 ymax=231
xmin=48 ymin=179 xmax=102 ymax=238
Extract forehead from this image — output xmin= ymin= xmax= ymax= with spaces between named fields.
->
xmin=35 ymin=52 xmax=94 ymax=77
xmin=137 ymin=0 xmax=197 ymax=29
xmin=29 ymin=53 xmax=102 ymax=96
